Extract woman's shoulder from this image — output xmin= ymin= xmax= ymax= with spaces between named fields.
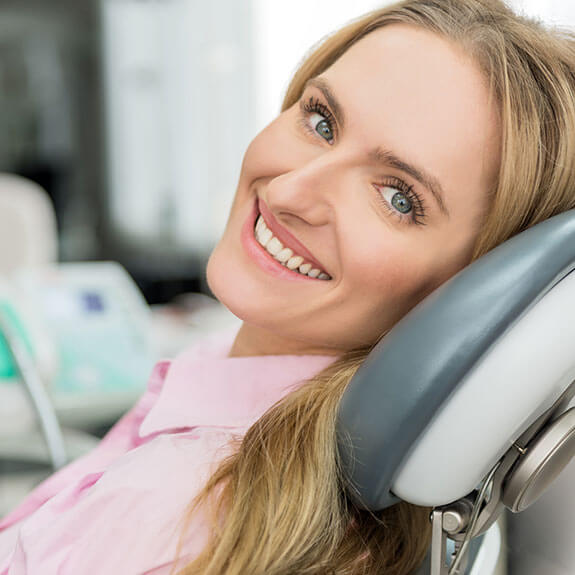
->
xmin=3 ymin=429 xmax=224 ymax=575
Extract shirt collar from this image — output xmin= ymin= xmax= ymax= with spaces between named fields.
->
xmin=139 ymin=329 xmax=338 ymax=437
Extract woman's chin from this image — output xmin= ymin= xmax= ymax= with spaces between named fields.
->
xmin=206 ymin=244 xmax=255 ymax=322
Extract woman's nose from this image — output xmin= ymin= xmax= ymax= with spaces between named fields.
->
xmin=265 ymin=154 xmax=342 ymax=226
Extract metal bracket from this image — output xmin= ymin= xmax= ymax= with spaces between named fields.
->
xmin=430 ymin=506 xmax=471 ymax=575
xmin=430 ymin=459 xmax=507 ymax=575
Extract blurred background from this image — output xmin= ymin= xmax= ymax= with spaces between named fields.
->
xmin=1 ymin=3 xmax=575 ymax=573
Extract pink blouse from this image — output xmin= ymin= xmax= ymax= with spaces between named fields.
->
xmin=0 ymin=329 xmax=336 ymax=574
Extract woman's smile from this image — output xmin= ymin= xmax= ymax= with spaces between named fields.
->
xmin=252 ymin=197 xmax=331 ymax=280
xmin=239 ymin=197 xmax=332 ymax=283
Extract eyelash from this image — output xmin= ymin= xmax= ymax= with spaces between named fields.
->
xmin=298 ymin=93 xmax=427 ymax=226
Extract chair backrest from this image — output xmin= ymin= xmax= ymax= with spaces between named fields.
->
xmin=0 ymin=174 xmax=58 ymax=273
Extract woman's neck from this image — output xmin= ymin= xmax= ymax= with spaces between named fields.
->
xmin=229 ymin=323 xmax=343 ymax=358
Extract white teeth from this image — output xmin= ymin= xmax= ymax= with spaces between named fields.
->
xmin=257 ymin=227 xmax=272 ymax=247
xmin=266 ymin=237 xmax=283 ymax=256
xmin=255 ymin=216 xmax=265 ymax=233
xmin=276 ymin=248 xmax=293 ymax=263
xmin=254 ymin=214 xmax=331 ymax=280
xmin=286 ymin=255 xmax=304 ymax=270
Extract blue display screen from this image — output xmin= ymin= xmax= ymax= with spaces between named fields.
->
xmin=82 ymin=292 xmax=105 ymax=313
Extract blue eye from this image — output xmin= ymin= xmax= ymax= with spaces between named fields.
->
xmin=380 ymin=187 xmax=413 ymax=214
xmin=392 ymin=191 xmax=412 ymax=214
xmin=375 ymin=180 xmax=427 ymax=226
xmin=311 ymin=114 xmax=334 ymax=142
xmin=300 ymin=96 xmax=337 ymax=144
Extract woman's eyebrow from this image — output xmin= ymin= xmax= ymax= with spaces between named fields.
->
xmin=304 ymin=76 xmax=449 ymax=217
xmin=305 ymin=77 xmax=346 ymax=129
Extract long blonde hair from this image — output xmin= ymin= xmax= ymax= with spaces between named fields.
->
xmin=177 ymin=2 xmax=575 ymax=573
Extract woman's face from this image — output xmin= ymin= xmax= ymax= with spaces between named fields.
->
xmin=207 ymin=24 xmax=501 ymax=356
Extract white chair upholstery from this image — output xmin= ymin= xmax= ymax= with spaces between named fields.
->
xmin=0 ymin=174 xmax=58 ymax=273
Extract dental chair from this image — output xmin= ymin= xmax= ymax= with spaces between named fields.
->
xmin=337 ymin=209 xmax=575 ymax=574
xmin=0 ymin=174 xmax=58 ymax=274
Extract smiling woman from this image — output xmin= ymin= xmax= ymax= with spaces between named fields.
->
xmin=1 ymin=1 xmax=575 ymax=574
xmin=207 ymin=22 xmax=501 ymax=356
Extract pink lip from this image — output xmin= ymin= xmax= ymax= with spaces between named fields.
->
xmin=240 ymin=198 xmax=330 ymax=282
xmin=257 ymin=198 xmax=329 ymax=273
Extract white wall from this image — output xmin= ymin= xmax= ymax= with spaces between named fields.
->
xmin=510 ymin=0 xmax=575 ymax=25
xmin=252 ymin=0 xmax=394 ymax=131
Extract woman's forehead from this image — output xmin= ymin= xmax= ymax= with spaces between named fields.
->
xmin=320 ymin=24 xmax=501 ymax=213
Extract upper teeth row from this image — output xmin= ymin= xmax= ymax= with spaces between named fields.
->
xmin=254 ymin=215 xmax=331 ymax=280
